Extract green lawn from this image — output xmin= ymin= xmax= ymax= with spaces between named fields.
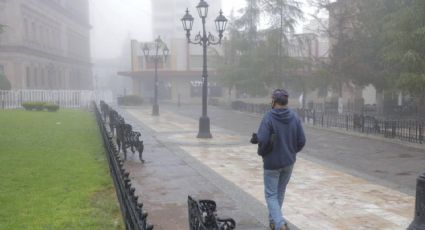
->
xmin=0 ymin=109 xmax=123 ymax=229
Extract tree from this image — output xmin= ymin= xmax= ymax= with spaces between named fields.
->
xmin=0 ymin=24 xmax=10 ymax=90
xmin=234 ymin=0 xmax=260 ymax=46
xmin=219 ymin=0 xmax=305 ymax=98
xmin=0 ymin=74 xmax=11 ymax=90
xmin=261 ymin=0 xmax=303 ymax=87
xmin=380 ymin=0 xmax=425 ymax=108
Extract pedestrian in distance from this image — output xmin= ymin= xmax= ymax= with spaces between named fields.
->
xmin=250 ymin=89 xmax=306 ymax=230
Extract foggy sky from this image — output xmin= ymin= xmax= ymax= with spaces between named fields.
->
xmin=90 ymin=0 xmax=248 ymax=59
xmin=90 ymin=0 xmax=316 ymax=60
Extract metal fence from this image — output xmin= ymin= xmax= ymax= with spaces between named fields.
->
xmin=0 ymin=90 xmax=114 ymax=109
xmin=298 ymin=109 xmax=424 ymax=144
xmin=94 ymin=102 xmax=153 ymax=230
xmin=231 ymin=101 xmax=424 ymax=144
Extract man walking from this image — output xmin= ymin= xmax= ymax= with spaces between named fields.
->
xmin=254 ymin=89 xmax=306 ymax=230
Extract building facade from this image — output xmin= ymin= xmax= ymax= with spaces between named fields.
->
xmin=119 ymin=0 xmax=225 ymax=103
xmin=0 ymin=0 xmax=92 ymax=90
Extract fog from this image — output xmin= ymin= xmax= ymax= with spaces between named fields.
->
xmin=90 ymin=0 xmax=247 ymax=59
xmin=1 ymin=1 xmax=423 ymax=229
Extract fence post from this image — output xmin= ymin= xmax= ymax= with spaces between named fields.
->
xmin=392 ymin=121 xmax=396 ymax=138
xmin=346 ymin=115 xmax=349 ymax=131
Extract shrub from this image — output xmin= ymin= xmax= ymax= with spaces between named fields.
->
xmin=22 ymin=102 xmax=35 ymax=111
xmin=231 ymin=100 xmax=245 ymax=110
xmin=34 ymin=102 xmax=46 ymax=111
xmin=117 ymin=95 xmax=144 ymax=106
xmin=21 ymin=102 xmax=58 ymax=111
xmin=44 ymin=104 xmax=60 ymax=112
xmin=0 ymin=74 xmax=11 ymax=90
xmin=22 ymin=102 xmax=46 ymax=111
xmin=209 ymin=98 xmax=219 ymax=106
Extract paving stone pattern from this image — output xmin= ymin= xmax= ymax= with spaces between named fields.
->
xmin=123 ymin=106 xmax=415 ymax=230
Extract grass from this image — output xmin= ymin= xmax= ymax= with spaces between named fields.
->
xmin=0 ymin=109 xmax=123 ymax=229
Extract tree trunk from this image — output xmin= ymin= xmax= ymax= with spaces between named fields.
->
xmin=376 ymin=89 xmax=384 ymax=115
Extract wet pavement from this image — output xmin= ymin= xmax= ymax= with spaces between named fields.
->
xmin=118 ymin=104 xmax=421 ymax=230
xmin=163 ymin=103 xmax=425 ymax=196
xmin=120 ymin=109 xmax=271 ymax=230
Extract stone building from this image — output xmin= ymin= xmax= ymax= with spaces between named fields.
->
xmin=0 ymin=0 xmax=92 ymax=90
xmin=119 ymin=0 xmax=225 ymax=103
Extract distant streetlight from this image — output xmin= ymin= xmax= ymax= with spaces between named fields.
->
xmin=181 ymin=0 xmax=228 ymax=138
xmin=142 ymin=36 xmax=169 ymax=116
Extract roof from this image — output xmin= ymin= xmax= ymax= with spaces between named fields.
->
xmin=117 ymin=70 xmax=218 ymax=79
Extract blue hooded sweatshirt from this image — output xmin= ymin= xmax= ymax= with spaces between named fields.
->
xmin=257 ymin=108 xmax=306 ymax=170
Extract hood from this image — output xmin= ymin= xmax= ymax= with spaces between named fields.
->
xmin=271 ymin=108 xmax=295 ymax=124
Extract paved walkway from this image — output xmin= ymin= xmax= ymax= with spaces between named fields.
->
xmin=120 ymin=109 xmax=270 ymax=230
xmin=165 ymin=104 xmax=425 ymax=196
xmin=122 ymin=106 xmax=415 ymax=230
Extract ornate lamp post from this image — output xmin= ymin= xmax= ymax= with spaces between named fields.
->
xmin=408 ymin=172 xmax=425 ymax=230
xmin=142 ymin=36 xmax=169 ymax=116
xmin=181 ymin=0 xmax=228 ymax=138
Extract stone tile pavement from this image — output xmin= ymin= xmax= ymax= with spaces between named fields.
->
xmin=123 ymin=107 xmax=415 ymax=230
xmin=119 ymin=109 xmax=269 ymax=230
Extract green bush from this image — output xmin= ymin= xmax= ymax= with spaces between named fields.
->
xmin=34 ymin=102 xmax=46 ymax=111
xmin=117 ymin=95 xmax=144 ymax=106
xmin=21 ymin=102 xmax=59 ymax=111
xmin=22 ymin=102 xmax=35 ymax=111
xmin=0 ymin=74 xmax=11 ymax=90
xmin=44 ymin=104 xmax=60 ymax=112
xmin=22 ymin=102 xmax=46 ymax=111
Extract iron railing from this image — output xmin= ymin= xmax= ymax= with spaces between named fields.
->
xmin=94 ymin=102 xmax=153 ymax=230
xmin=298 ymin=109 xmax=424 ymax=144
xmin=99 ymin=102 xmax=237 ymax=229
xmin=230 ymin=101 xmax=424 ymax=144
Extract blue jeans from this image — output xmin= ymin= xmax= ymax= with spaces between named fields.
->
xmin=264 ymin=164 xmax=294 ymax=230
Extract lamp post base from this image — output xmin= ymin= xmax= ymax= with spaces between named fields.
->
xmin=152 ymin=104 xmax=159 ymax=116
xmin=407 ymin=172 xmax=425 ymax=230
xmin=197 ymin=116 xmax=212 ymax=138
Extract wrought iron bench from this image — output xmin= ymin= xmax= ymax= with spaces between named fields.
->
xmin=187 ymin=196 xmax=236 ymax=230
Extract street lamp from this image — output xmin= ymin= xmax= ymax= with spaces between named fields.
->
xmin=142 ymin=36 xmax=169 ymax=116
xmin=181 ymin=0 xmax=228 ymax=138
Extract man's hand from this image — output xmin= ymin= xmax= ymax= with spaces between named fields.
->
xmin=250 ymin=133 xmax=259 ymax=144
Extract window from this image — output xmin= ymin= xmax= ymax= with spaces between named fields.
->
xmin=57 ymin=71 xmax=62 ymax=89
xmin=40 ymin=68 xmax=45 ymax=88
xmin=23 ymin=19 xmax=28 ymax=39
xmin=33 ymin=67 xmax=38 ymax=88
xmin=31 ymin=22 xmax=36 ymax=42
xmin=26 ymin=67 xmax=31 ymax=88
xmin=39 ymin=25 xmax=43 ymax=45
